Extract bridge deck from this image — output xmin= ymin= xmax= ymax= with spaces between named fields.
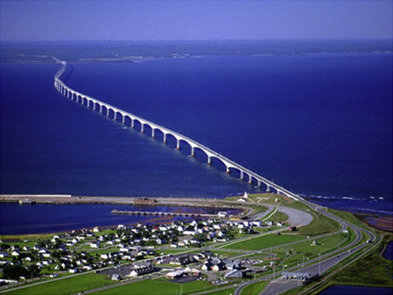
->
xmin=53 ymin=60 xmax=301 ymax=201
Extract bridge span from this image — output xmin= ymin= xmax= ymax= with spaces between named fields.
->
xmin=53 ymin=60 xmax=301 ymax=200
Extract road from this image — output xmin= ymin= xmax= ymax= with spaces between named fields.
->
xmin=234 ymin=198 xmax=378 ymax=295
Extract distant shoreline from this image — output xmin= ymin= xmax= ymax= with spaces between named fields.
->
xmin=0 ymin=194 xmax=239 ymax=208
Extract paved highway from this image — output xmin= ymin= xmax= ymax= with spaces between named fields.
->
xmin=234 ymin=198 xmax=377 ymax=295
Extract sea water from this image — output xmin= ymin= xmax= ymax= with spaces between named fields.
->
xmin=1 ymin=43 xmax=392 ymax=232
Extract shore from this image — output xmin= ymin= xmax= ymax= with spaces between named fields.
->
xmin=0 ymin=194 xmax=242 ymax=209
xmin=355 ymin=213 xmax=393 ymax=232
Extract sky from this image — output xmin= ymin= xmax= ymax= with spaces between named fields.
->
xmin=0 ymin=0 xmax=392 ymax=42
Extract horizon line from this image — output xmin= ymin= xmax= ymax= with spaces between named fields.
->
xmin=1 ymin=38 xmax=392 ymax=44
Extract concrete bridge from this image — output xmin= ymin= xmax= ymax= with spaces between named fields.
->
xmin=111 ymin=209 xmax=217 ymax=218
xmin=54 ymin=60 xmax=301 ymax=200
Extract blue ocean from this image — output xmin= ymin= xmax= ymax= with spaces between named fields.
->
xmin=1 ymin=41 xmax=392 ymax=232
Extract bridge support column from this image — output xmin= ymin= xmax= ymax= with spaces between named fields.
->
xmin=240 ymin=171 xmax=244 ymax=180
xmin=163 ymin=133 xmax=167 ymax=143
xmin=131 ymin=120 xmax=134 ymax=128
xmin=257 ymin=180 xmax=261 ymax=188
xmin=141 ymin=124 xmax=144 ymax=133
xmin=266 ymin=185 xmax=271 ymax=192
xmin=122 ymin=116 xmax=125 ymax=124
xmin=248 ymin=175 xmax=253 ymax=184
xmin=152 ymin=129 xmax=155 ymax=138
xmin=99 ymin=105 xmax=102 ymax=114
xmin=226 ymin=167 xmax=230 ymax=174
xmin=176 ymin=140 xmax=180 ymax=150
xmin=191 ymin=147 xmax=195 ymax=157
xmin=207 ymin=156 xmax=211 ymax=165
xmin=106 ymin=109 xmax=109 ymax=117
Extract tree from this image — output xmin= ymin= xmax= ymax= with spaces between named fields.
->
xmin=3 ymin=265 xmax=29 ymax=280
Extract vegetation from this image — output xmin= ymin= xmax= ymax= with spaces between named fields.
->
xmin=297 ymin=211 xmax=339 ymax=237
xmin=1 ymin=193 xmax=390 ymax=295
xmin=324 ymin=235 xmax=393 ymax=288
xmin=92 ymin=278 xmax=214 ymax=295
xmin=4 ymin=273 xmax=117 ymax=295
xmin=221 ymin=233 xmax=304 ymax=251
xmin=241 ymin=281 xmax=268 ymax=295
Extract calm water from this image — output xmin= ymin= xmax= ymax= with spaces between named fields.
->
xmin=1 ymin=46 xmax=392 ymax=233
xmin=384 ymin=242 xmax=393 ymax=260
xmin=0 ymin=203 xmax=240 ymax=235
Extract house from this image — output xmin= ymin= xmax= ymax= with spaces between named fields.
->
xmin=225 ymin=269 xmax=243 ymax=279
xmin=90 ymin=242 xmax=100 ymax=248
xmin=166 ymin=270 xmax=184 ymax=279
xmin=11 ymin=250 xmax=19 ymax=257
xmin=100 ymin=253 xmax=110 ymax=260
xmin=127 ymin=264 xmax=156 ymax=277
xmin=218 ymin=211 xmax=227 ymax=218
xmin=111 ymin=274 xmax=121 ymax=281
xmin=0 ymin=252 xmax=8 ymax=258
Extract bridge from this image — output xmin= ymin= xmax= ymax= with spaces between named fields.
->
xmin=53 ymin=60 xmax=301 ymax=200
xmin=111 ymin=209 xmax=218 ymax=219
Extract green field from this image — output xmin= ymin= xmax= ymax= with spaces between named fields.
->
xmin=297 ymin=211 xmax=339 ymax=237
xmin=240 ymin=281 xmax=268 ymax=295
xmin=221 ymin=233 xmax=305 ymax=251
xmin=282 ymin=231 xmax=354 ymax=268
xmin=327 ymin=236 xmax=393 ymax=288
xmin=3 ymin=273 xmax=116 ymax=295
xmin=92 ymin=278 xmax=215 ymax=295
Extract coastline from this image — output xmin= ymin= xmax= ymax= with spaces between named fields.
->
xmin=0 ymin=194 xmax=233 ymax=207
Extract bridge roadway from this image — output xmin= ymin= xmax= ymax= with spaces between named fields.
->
xmin=53 ymin=60 xmax=300 ymax=200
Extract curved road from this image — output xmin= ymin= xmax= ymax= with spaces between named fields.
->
xmin=234 ymin=199 xmax=377 ymax=295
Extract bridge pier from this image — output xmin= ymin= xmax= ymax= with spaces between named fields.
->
xmin=54 ymin=61 xmax=300 ymax=202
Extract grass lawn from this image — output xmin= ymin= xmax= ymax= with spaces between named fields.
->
xmin=326 ymin=236 xmax=393 ymax=288
xmin=282 ymin=232 xmax=352 ymax=267
xmin=92 ymin=278 xmax=215 ymax=295
xmin=269 ymin=211 xmax=288 ymax=223
xmin=221 ymin=234 xmax=305 ymax=251
xmin=297 ymin=211 xmax=339 ymax=237
xmin=205 ymin=287 xmax=236 ymax=295
xmin=4 ymin=273 xmax=116 ymax=295
xmin=241 ymin=281 xmax=268 ymax=295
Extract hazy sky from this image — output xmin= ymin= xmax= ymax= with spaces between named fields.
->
xmin=0 ymin=0 xmax=392 ymax=41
